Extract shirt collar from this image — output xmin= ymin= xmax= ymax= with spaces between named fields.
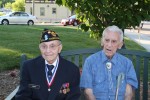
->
xmin=101 ymin=50 xmax=117 ymax=65
xmin=45 ymin=56 xmax=59 ymax=67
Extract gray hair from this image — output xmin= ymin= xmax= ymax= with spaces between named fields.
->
xmin=102 ymin=25 xmax=124 ymax=42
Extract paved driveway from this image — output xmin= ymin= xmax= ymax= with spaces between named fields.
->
xmin=125 ymin=24 xmax=150 ymax=52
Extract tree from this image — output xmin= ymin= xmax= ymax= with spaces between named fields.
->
xmin=56 ymin=0 xmax=150 ymax=39
xmin=0 ymin=1 xmax=2 ymax=7
xmin=12 ymin=0 xmax=25 ymax=11
xmin=0 ymin=0 xmax=14 ymax=8
xmin=5 ymin=2 xmax=12 ymax=9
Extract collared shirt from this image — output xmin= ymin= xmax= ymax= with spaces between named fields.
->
xmin=80 ymin=50 xmax=138 ymax=100
xmin=45 ymin=57 xmax=59 ymax=91
xmin=45 ymin=57 xmax=59 ymax=73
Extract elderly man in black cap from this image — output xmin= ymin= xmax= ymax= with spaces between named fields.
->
xmin=15 ymin=29 xmax=81 ymax=100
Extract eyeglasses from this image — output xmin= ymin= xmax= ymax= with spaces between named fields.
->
xmin=40 ymin=43 xmax=61 ymax=50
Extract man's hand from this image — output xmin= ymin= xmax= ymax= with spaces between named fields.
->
xmin=125 ymin=84 xmax=134 ymax=100
xmin=84 ymin=88 xmax=96 ymax=100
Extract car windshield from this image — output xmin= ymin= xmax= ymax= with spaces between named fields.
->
xmin=69 ymin=15 xmax=76 ymax=19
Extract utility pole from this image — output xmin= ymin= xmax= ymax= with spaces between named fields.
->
xmin=32 ymin=0 xmax=34 ymax=15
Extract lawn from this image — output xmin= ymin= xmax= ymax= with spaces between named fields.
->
xmin=0 ymin=25 xmax=146 ymax=71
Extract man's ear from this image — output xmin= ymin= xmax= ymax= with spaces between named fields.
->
xmin=58 ymin=44 xmax=63 ymax=53
xmin=101 ymin=38 xmax=104 ymax=47
xmin=101 ymin=42 xmax=104 ymax=47
xmin=118 ymin=41 xmax=123 ymax=49
xmin=39 ymin=44 xmax=41 ymax=49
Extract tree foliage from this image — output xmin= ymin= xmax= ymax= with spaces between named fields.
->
xmin=0 ymin=1 xmax=2 ymax=7
xmin=2 ymin=0 xmax=25 ymax=12
xmin=5 ymin=2 xmax=12 ymax=9
xmin=12 ymin=0 xmax=25 ymax=11
xmin=0 ymin=0 xmax=14 ymax=7
xmin=56 ymin=0 xmax=150 ymax=38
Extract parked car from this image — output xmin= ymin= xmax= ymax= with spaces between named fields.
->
xmin=0 ymin=12 xmax=37 ymax=25
xmin=61 ymin=15 xmax=81 ymax=26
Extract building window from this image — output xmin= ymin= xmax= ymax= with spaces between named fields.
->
xmin=52 ymin=8 xmax=56 ymax=14
xmin=40 ymin=7 xmax=45 ymax=16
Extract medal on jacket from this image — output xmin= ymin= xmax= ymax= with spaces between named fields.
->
xmin=45 ymin=59 xmax=59 ymax=92
xmin=48 ymin=88 xmax=51 ymax=91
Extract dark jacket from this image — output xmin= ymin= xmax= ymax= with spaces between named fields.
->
xmin=15 ymin=55 xmax=81 ymax=100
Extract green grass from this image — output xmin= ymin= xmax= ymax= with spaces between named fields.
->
xmin=0 ymin=25 xmax=146 ymax=71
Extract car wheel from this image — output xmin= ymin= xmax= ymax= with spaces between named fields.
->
xmin=28 ymin=20 xmax=34 ymax=25
xmin=73 ymin=21 xmax=78 ymax=26
xmin=2 ymin=20 xmax=9 ymax=25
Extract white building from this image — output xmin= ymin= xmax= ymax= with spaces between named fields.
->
xmin=25 ymin=0 xmax=72 ymax=23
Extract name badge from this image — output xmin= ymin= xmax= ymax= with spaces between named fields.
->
xmin=28 ymin=84 xmax=40 ymax=89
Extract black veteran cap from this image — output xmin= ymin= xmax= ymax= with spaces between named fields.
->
xmin=40 ymin=29 xmax=60 ymax=43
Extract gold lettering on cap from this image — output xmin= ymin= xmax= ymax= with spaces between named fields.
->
xmin=51 ymin=31 xmax=56 ymax=37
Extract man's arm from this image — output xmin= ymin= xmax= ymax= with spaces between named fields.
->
xmin=84 ymin=88 xmax=96 ymax=100
xmin=15 ymin=62 xmax=32 ymax=100
xmin=125 ymin=84 xmax=134 ymax=100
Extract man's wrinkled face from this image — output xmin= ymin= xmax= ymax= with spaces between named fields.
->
xmin=102 ymin=31 xmax=123 ymax=59
xmin=39 ymin=40 xmax=62 ymax=64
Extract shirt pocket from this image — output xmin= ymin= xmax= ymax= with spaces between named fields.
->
xmin=93 ymin=72 xmax=106 ymax=92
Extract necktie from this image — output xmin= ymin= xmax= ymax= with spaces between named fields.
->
xmin=46 ymin=64 xmax=54 ymax=76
